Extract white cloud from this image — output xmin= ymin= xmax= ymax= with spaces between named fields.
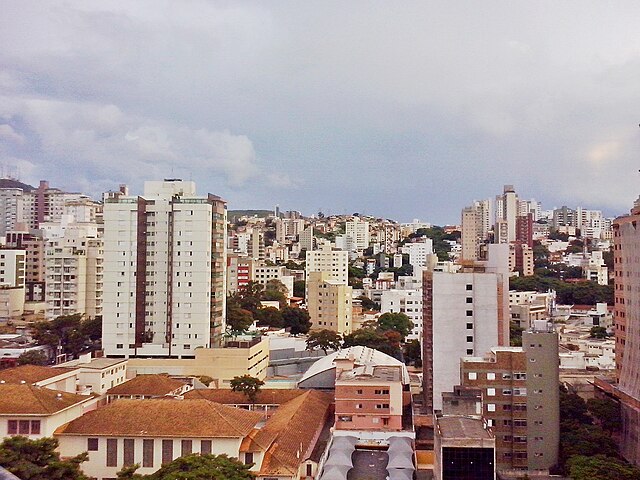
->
xmin=0 ymin=124 xmax=24 ymax=144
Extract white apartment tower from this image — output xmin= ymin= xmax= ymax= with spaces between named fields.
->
xmin=345 ymin=217 xmax=370 ymax=251
xmin=102 ymin=180 xmax=227 ymax=359
xmin=495 ymin=185 xmax=518 ymax=244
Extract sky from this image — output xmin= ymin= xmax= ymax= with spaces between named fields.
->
xmin=1 ymin=1 xmax=640 ymax=224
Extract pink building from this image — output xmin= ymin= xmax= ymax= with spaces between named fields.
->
xmin=334 ymin=364 xmax=405 ymax=431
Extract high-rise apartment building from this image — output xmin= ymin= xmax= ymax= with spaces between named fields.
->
xmin=610 ymin=199 xmax=640 ymax=464
xmin=380 ymin=289 xmax=422 ymax=341
xmin=422 ymin=245 xmax=509 ymax=412
xmin=458 ymin=324 xmax=559 ymax=473
xmin=102 ymin=180 xmax=226 ymax=359
xmin=345 ymin=217 xmax=370 ymax=251
xmin=461 ymin=200 xmax=491 ymax=261
xmin=495 ymin=185 xmax=518 ymax=244
xmin=305 ymin=244 xmax=349 ymax=284
xmin=44 ymin=225 xmax=103 ymax=320
xmin=307 ymin=271 xmax=353 ymax=335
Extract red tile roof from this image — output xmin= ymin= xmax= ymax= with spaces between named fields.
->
xmin=0 ymin=384 xmax=93 ymax=415
xmin=241 ymin=390 xmax=332 ymax=476
xmin=56 ymin=399 xmax=262 ymax=438
xmin=0 ymin=365 xmax=77 ymax=384
xmin=106 ymin=374 xmax=187 ymax=396
xmin=184 ymin=388 xmax=306 ymax=405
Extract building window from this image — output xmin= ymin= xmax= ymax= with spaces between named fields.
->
xmin=355 ymin=404 xmax=363 ymax=409
xmin=338 ymin=416 xmax=352 ymax=422
xmin=466 ymin=322 xmax=473 ymax=329
xmin=88 ymin=438 xmax=99 ymax=451
xmin=201 ymin=440 xmax=212 ymax=455
xmin=486 ymin=373 xmax=495 ymax=380
xmin=356 ymin=389 xmax=363 ymax=394
xmin=466 ymin=284 xmax=472 ymax=290
xmin=375 ymin=404 xmax=390 ymax=409
xmin=382 ymin=418 xmax=390 ymax=426
xmin=468 ymin=372 xmax=477 ymax=380
xmin=162 ymin=440 xmax=173 ymax=465
xmin=123 ymin=439 xmax=135 ymax=466
xmin=466 ymin=349 xmax=473 ymax=355
xmin=106 ymin=439 xmax=118 ymax=467
xmin=245 ymin=452 xmax=254 ymax=465
xmin=7 ymin=420 xmax=17 ymax=435
xmin=143 ymin=439 xmax=154 ymax=468
xmin=487 ymin=404 xmax=496 ymax=412
xmin=466 ymin=297 xmax=473 ymax=303
xmin=487 ymin=388 xmax=495 ymax=396
xmin=18 ymin=421 xmax=30 ymax=435
xmin=466 ymin=336 xmax=473 ymax=342
xmin=181 ymin=440 xmax=192 ymax=456
xmin=466 ymin=310 xmax=473 ymax=316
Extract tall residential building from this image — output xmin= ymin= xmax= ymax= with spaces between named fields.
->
xmin=401 ymin=238 xmax=434 ymax=272
xmin=345 ymin=217 xmax=370 ymax=251
xmin=610 ymin=199 xmax=640 ymax=464
xmin=102 ymin=180 xmax=226 ymax=359
xmin=495 ymin=185 xmax=518 ymax=244
xmin=299 ymin=225 xmax=315 ymax=252
xmin=0 ymin=187 xmax=25 ymax=237
xmin=305 ymin=243 xmax=349 ymax=285
xmin=5 ymin=229 xmax=46 ymax=301
xmin=461 ymin=200 xmax=490 ymax=262
xmin=44 ymin=225 xmax=103 ymax=320
xmin=422 ymin=245 xmax=509 ymax=412
xmin=307 ymin=271 xmax=353 ymax=335
xmin=552 ymin=206 xmax=576 ymax=229
xmin=0 ymin=248 xmax=26 ymax=320
xmin=458 ymin=324 xmax=560 ymax=473
xmin=380 ymin=289 xmax=422 ymax=341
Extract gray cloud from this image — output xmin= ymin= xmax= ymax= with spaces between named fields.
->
xmin=1 ymin=1 xmax=640 ymax=222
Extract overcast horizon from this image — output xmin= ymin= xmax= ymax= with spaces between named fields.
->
xmin=1 ymin=2 xmax=640 ymax=224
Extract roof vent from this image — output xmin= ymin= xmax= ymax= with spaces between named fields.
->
xmin=0 ymin=380 xmax=4 ymax=384
xmin=20 ymin=380 xmax=26 ymax=384
xmin=56 ymin=393 xmax=63 ymax=399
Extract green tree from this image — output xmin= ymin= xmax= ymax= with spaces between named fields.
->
xmin=80 ymin=316 xmax=103 ymax=343
xmin=510 ymin=321 xmax=523 ymax=347
xmin=403 ymin=339 xmax=422 ymax=367
xmin=567 ymin=455 xmax=640 ymax=480
xmin=117 ymin=454 xmax=255 ymax=480
xmin=342 ymin=327 xmax=402 ymax=359
xmin=32 ymin=313 xmax=98 ymax=358
xmin=261 ymin=280 xmax=288 ymax=307
xmin=293 ymin=280 xmax=305 ymax=299
xmin=377 ymin=312 xmax=413 ymax=340
xmin=587 ymin=397 xmax=621 ymax=433
xmin=306 ymin=329 xmax=342 ymax=354
xmin=280 ymin=306 xmax=311 ymax=335
xmin=17 ymin=350 xmax=49 ymax=366
xmin=357 ymin=295 xmax=380 ymax=312
xmin=589 ymin=326 xmax=608 ymax=339
xmin=253 ymin=307 xmax=284 ymax=328
xmin=230 ymin=375 xmax=265 ymax=404
xmin=0 ymin=436 xmax=89 ymax=480
xmin=225 ymin=298 xmax=254 ymax=335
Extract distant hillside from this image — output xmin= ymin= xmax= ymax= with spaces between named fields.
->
xmin=0 ymin=179 xmax=35 ymax=191
xmin=228 ymin=209 xmax=274 ymax=220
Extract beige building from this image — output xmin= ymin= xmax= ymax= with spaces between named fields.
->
xmin=45 ymin=226 xmax=103 ymax=320
xmin=305 ymin=243 xmax=349 ymax=284
xmin=307 ymin=271 xmax=353 ymax=335
xmin=126 ymin=336 xmax=270 ymax=388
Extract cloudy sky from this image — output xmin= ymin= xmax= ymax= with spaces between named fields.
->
xmin=1 ymin=1 xmax=640 ymax=224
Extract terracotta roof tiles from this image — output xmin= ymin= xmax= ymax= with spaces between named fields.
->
xmin=0 ymin=365 xmax=77 ymax=384
xmin=184 ymin=388 xmax=306 ymax=405
xmin=106 ymin=374 xmax=187 ymax=397
xmin=55 ymin=399 xmax=262 ymax=438
xmin=0 ymin=384 xmax=93 ymax=415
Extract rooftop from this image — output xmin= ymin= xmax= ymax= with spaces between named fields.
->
xmin=185 ymin=388 xmax=306 ymax=405
xmin=337 ymin=365 xmax=402 ymax=383
xmin=0 ymin=384 xmax=93 ymax=415
xmin=56 ymin=357 xmax=126 ymax=370
xmin=241 ymin=390 xmax=332 ymax=476
xmin=436 ymin=415 xmax=492 ymax=440
xmin=56 ymin=399 xmax=262 ymax=438
xmin=106 ymin=374 xmax=187 ymax=396
xmin=0 ymin=365 xmax=77 ymax=384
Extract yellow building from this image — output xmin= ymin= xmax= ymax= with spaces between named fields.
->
xmin=126 ymin=336 xmax=269 ymax=388
xmin=307 ymin=271 xmax=353 ymax=335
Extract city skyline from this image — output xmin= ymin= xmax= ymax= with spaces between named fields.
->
xmin=1 ymin=2 xmax=640 ymax=224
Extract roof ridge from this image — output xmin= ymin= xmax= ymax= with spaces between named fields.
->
xmin=30 ymin=385 xmax=56 ymax=414
xmin=205 ymin=400 xmax=259 ymax=437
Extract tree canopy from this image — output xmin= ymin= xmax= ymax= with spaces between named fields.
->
xmin=32 ymin=313 xmax=101 ymax=359
xmin=117 ymin=454 xmax=255 ymax=480
xmin=567 ymin=455 xmax=640 ymax=480
xmin=510 ymin=275 xmax=613 ymax=305
xmin=17 ymin=350 xmax=49 ymax=366
xmin=230 ymin=375 xmax=265 ymax=404
xmin=306 ymin=329 xmax=342 ymax=354
xmin=377 ymin=312 xmax=413 ymax=340
xmin=280 ymin=306 xmax=311 ymax=335
xmin=0 ymin=436 xmax=89 ymax=480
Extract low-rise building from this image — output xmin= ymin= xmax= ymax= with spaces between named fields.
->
xmin=0 ymin=384 xmax=98 ymax=440
xmin=106 ymin=374 xmax=191 ymax=402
